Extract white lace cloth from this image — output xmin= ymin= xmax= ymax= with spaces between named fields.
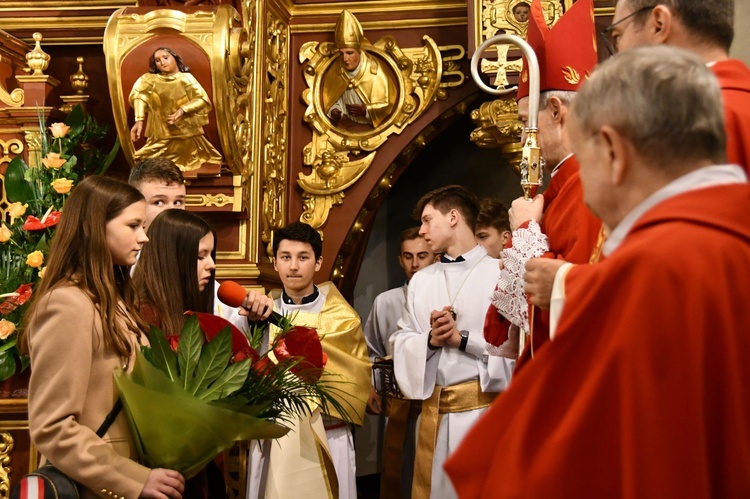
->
xmin=490 ymin=220 xmax=549 ymax=331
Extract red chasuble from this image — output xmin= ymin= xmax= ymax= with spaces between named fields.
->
xmin=446 ymin=183 xmax=750 ymax=498
xmin=711 ymin=59 xmax=750 ymax=171
xmin=517 ymin=155 xmax=602 ymax=369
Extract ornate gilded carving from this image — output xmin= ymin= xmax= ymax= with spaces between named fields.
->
xmin=469 ymin=97 xmax=523 ymax=172
xmin=298 ymin=10 xmax=463 ymax=229
xmin=0 ymin=431 xmax=14 ymax=498
xmin=69 ymin=57 xmax=89 ymax=94
xmin=0 ymin=140 xmax=24 ymax=169
xmin=23 ymin=131 xmax=42 ymax=169
xmin=230 ymin=0 xmax=257 ymax=177
xmin=260 ymin=10 xmax=290 ymax=257
xmin=473 ymin=0 xmax=561 ymax=90
xmin=470 ymin=97 xmax=522 ymax=147
xmin=104 ymin=5 xmax=248 ymax=180
xmin=0 ymin=86 xmax=23 ymax=108
xmin=60 ymin=57 xmax=91 ymax=113
xmin=300 ymin=192 xmax=345 ymax=230
xmin=25 ymin=32 xmax=50 ymax=76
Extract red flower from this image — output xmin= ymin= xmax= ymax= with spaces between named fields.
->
xmin=274 ymin=326 xmax=327 ymax=383
xmin=22 ymin=211 xmax=61 ymax=231
xmin=185 ymin=312 xmax=258 ymax=362
xmin=165 ymin=335 xmax=180 ymax=352
xmin=0 ymin=284 xmax=33 ymax=315
xmin=251 ymin=356 xmax=277 ymax=376
xmin=233 ymin=345 xmax=258 ymax=364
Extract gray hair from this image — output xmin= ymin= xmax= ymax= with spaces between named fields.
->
xmin=626 ymin=0 xmax=734 ymax=51
xmin=539 ymin=90 xmax=577 ymax=110
xmin=572 ymin=45 xmax=726 ymax=169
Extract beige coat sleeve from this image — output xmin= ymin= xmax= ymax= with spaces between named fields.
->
xmin=28 ymin=286 xmax=151 ymax=499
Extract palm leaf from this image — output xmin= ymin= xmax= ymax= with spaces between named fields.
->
xmin=188 ymin=327 xmax=232 ymax=395
xmin=177 ymin=314 xmax=203 ymax=390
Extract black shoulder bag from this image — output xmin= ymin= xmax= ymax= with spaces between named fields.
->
xmin=10 ymin=399 xmax=123 ymax=499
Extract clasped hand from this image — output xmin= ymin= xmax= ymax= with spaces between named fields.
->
xmin=428 ymin=307 xmax=460 ymax=348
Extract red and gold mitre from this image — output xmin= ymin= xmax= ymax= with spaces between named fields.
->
xmin=517 ymin=0 xmax=598 ymax=100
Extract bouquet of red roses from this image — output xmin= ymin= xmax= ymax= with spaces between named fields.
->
xmin=114 ymin=312 xmax=350 ymax=478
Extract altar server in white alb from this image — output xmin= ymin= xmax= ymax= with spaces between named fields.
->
xmin=363 ymin=226 xmax=436 ymax=498
xmin=392 ymin=185 xmax=515 ymax=499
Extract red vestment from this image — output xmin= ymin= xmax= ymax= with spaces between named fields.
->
xmin=517 ymin=155 xmax=601 ymax=368
xmin=711 ymin=59 xmax=750 ymax=170
xmin=446 ymin=183 xmax=750 ymax=498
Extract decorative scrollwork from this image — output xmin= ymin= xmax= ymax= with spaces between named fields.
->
xmin=0 ymin=140 xmax=24 ymax=168
xmin=0 ymin=431 xmax=14 ymax=499
xmin=469 ymin=96 xmax=523 ymax=171
xmin=260 ymin=9 xmax=290 ymax=256
xmin=298 ymin=10 xmax=462 ymax=229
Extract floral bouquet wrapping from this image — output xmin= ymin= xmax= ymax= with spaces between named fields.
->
xmin=1 ymin=106 xmax=118 ymax=380
xmin=114 ymin=312 xmax=349 ymax=478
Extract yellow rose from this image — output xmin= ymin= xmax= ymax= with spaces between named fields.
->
xmin=38 ymin=266 xmax=46 ymax=279
xmin=7 ymin=202 xmax=27 ymax=219
xmin=26 ymin=250 xmax=44 ymax=268
xmin=49 ymin=122 xmax=71 ymax=138
xmin=0 ymin=224 xmax=10 ymax=243
xmin=51 ymin=178 xmax=74 ymax=194
xmin=0 ymin=320 xmax=15 ymax=340
xmin=42 ymin=152 xmax=67 ymax=170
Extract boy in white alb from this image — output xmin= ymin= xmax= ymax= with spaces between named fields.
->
xmin=363 ymin=227 xmax=435 ymax=498
xmin=391 ymin=185 xmax=515 ymax=499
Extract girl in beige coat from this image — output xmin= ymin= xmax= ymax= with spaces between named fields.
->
xmin=22 ymin=176 xmax=186 ymax=499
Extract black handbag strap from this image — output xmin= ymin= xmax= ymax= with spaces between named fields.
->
xmin=96 ymin=398 xmax=123 ymax=437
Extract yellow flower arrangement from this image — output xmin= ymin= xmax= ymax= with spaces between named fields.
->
xmin=0 ymin=105 xmax=120 ymax=381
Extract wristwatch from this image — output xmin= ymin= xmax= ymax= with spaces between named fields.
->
xmin=459 ymin=330 xmax=469 ymax=352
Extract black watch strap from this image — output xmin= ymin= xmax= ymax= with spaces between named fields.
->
xmin=459 ymin=330 xmax=469 ymax=352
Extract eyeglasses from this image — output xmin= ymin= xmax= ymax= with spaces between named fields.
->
xmin=600 ymin=6 xmax=655 ymax=55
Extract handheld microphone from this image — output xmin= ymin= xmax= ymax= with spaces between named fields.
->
xmin=217 ymin=280 xmax=286 ymax=328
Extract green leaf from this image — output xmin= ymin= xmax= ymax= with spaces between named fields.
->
xmin=0 ymin=338 xmax=16 ymax=353
xmin=142 ymin=345 xmax=155 ymax=366
xmin=148 ymin=325 xmax=180 ymax=381
xmin=188 ymin=326 xmax=232 ymax=395
xmin=64 ymin=104 xmax=85 ymax=134
xmin=100 ymin=137 xmax=120 ymax=174
xmin=4 ymin=156 xmax=34 ymax=203
xmin=177 ymin=314 xmax=203 ymax=390
xmin=0 ymin=351 xmax=16 ymax=382
xmin=198 ymin=358 xmax=250 ymax=401
xmin=18 ymin=353 xmax=30 ymax=371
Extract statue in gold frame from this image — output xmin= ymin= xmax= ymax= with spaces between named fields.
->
xmin=129 ymin=46 xmax=223 ymax=172
xmin=298 ymin=10 xmax=464 ymax=229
